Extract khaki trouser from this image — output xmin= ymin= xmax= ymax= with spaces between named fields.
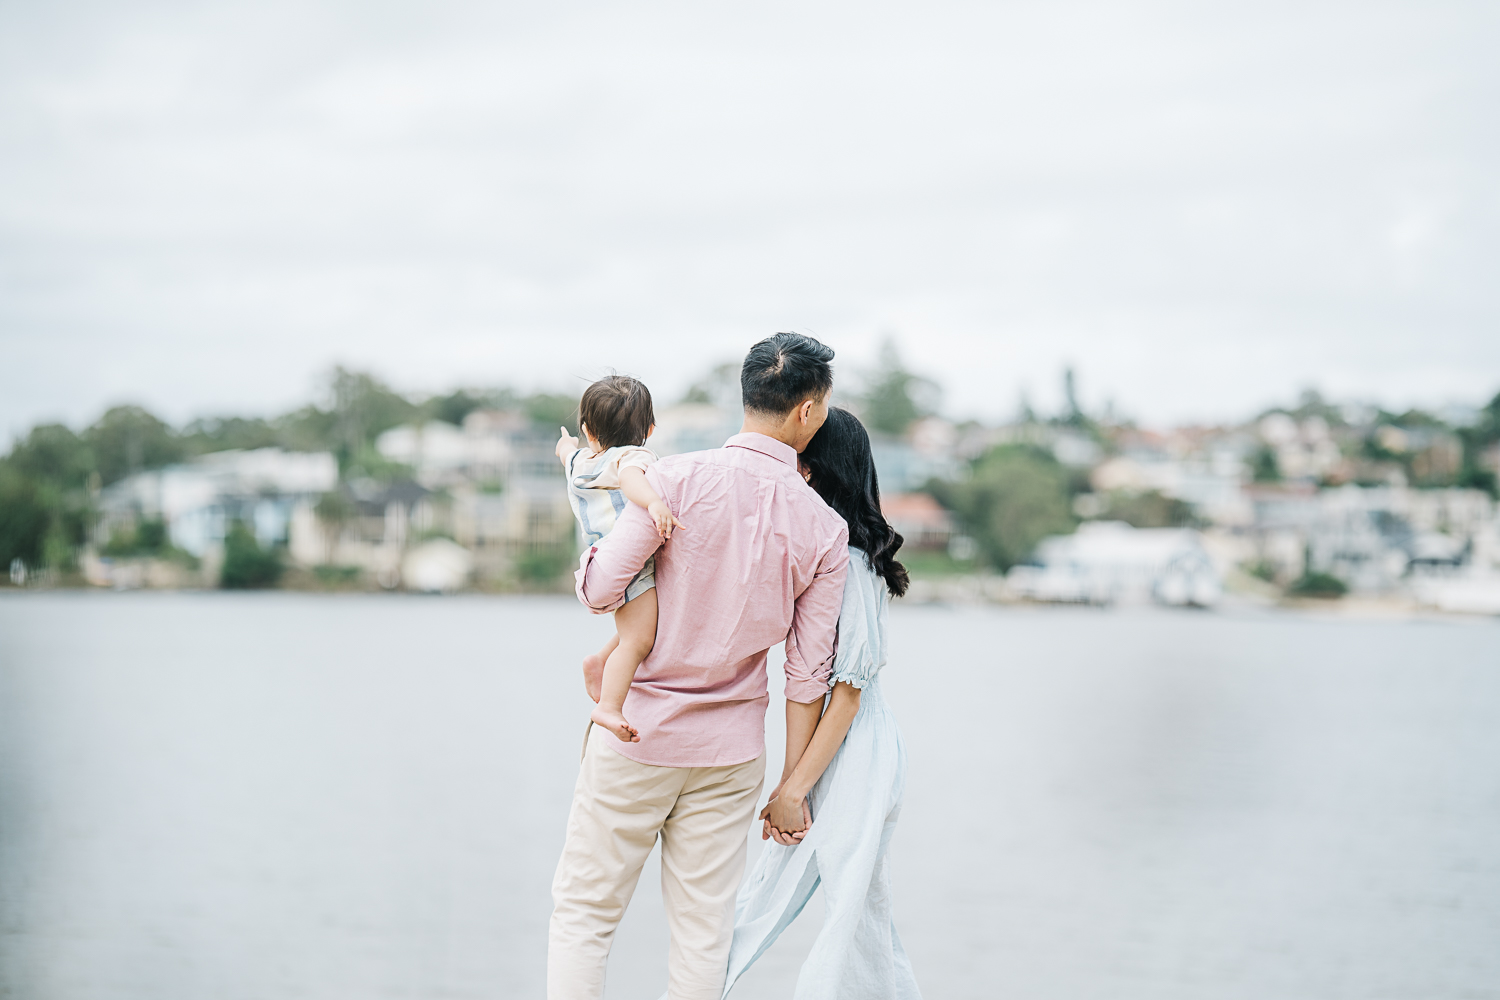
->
xmin=548 ymin=725 xmax=767 ymax=1000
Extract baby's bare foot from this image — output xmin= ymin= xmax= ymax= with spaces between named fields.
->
xmin=590 ymin=705 xmax=640 ymax=742
xmin=582 ymin=654 xmax=604 ymax=703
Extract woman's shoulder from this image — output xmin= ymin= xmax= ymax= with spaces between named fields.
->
xmin=844 ymin=545 xmax=876 ymax=577
xmin=842 ymin=547 xmax=887 ymax=600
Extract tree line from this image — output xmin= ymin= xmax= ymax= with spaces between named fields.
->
xmin=0 ymin=368 xmax=581 ymax=577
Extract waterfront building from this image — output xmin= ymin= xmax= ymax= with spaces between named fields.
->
xmin=1006 ymin=522 xmax=1222 ymax=608
xmin=97 ymin=448 xmax=338 ymax=558
xmin=880 ymin=493 xmax=955 ymax=552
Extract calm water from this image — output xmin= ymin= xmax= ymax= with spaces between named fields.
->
xmin=1 ymin=593 xmax=1498 ymax=999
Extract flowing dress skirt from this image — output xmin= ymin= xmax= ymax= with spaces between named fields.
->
xmin=722 ymin=675 xmax=922 ymax=999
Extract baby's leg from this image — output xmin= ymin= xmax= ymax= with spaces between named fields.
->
xmin=582 ymin=634 xmax=618 ymax=704
xmin=590 ymin=589 xmax=658 ymax=743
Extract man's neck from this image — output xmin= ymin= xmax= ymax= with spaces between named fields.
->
xmin=739 ymin=417 xmax=798 ymax=450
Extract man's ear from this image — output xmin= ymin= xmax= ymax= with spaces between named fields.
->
xmin=797 ymin=399 xmax=814 ymax=425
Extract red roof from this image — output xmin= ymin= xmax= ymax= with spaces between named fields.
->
xmin=881 ymin=492 xmax=952 ymax=529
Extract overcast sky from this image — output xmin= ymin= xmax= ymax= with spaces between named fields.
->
xmin=2 ymin=0 xmax=1497 ymax=441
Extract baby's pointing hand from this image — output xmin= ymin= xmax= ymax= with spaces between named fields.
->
xmin=555 ymin=426 xmax=580 ymax=461
xmin=648 ymin=500 xmax=686 ymax=540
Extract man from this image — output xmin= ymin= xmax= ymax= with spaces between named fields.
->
xmin=548 ymin=333 xmax=851 ymax=1000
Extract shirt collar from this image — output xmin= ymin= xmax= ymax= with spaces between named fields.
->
xmin=724 ymin=432 xmax=798 ymax=468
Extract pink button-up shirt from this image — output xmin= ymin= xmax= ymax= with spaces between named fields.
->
xmin=575 ymin=432 xmax=850 ymax=767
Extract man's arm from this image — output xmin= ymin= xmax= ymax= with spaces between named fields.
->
xmin=782 ymin=536 xmax=850 ymax=702
xmin=575 ymin=498 xmax=665 ymax=613
xmin=760 ymin=697 xmax=822 ymax=845
xmin=765 ymin=681 xmax=861 ymax=841
xmin=762 ymin=536 xmax=848 ymax=844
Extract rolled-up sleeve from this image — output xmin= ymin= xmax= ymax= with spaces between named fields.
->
xmin=574 ymin=482 xmax=664 ymax=614
xmin=782 ymin=532 xmax=850 ymax=703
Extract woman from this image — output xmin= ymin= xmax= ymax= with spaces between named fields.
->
xmin=723 ymin=407 xmax=922 ymax=999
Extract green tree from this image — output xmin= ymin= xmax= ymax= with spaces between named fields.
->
xmin=523 ymin=392 xmax=580 ymax=432
xmin=0 ymin=462 xmax=51 ymax=569
xmin=1095 ymin=490 xmax=1199 ymax=528
xmin=83 ymin=405 xmax=184 ymax=485
xmin=273 ymin=404 xmax=341 ymax=453
xmin=102 ymin=518 xmax=170 ymax=557
xmin=220 ymin=520 xmax=283 ymax=589
xmin=1250 ymin=445 xmax=1281 ymax=483
xmin=314 ymin=490 xmax=355 ymax=531
xmin=424 ymin=387 xmax=516 ymax=426
xmin=8 ymin=424 xmax=95 ymax=489
xmin=1062 ymin=367 xmax=1085 ymax=427
xmin=329 ymin=368 xmax=419 ymax=467
xmin=681 ymin=363 xmax=740 ymax=409
xmin=180 ymin=416 xmax=279 ymax=455
xmin=928 ymin=445 xmax=1076 ymax=571
xmin=2 ymin=425 xmax=97 ymax=572
xmin=514 ymin=543 xmax=575 ymax=586
xmin=1288 ymin=388 xmax=1347 ymax=426
xmin=1288 ymin=571 xmax=1347 ymax=598
xmin=1458 ymin=390 xmax=1500 ymax=497
xmin=860 ymin=340 xmax=939 ymax=436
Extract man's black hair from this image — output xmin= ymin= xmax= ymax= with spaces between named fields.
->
xmin=740 ymin=333 xmax=835 ymax=416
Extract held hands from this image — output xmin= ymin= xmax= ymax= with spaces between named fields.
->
xmin=555 ymin=426 xmax=580 ymax=462
xmin=647 ymin=499 xmax=686 ymax=541
xmin=759 ymin=786 xmax=811 ymax=845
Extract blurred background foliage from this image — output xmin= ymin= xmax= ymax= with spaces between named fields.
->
xmin=0 ymin=366 xmax=581 ymax=579
xmin=860 ymin=340 xmax=940 ymax=436
xmin=927 ymin=445 xmax=1077 ymax=572
xmin=4 ymin=346 xmax=1499 ymax=589
xmin=220 ymin=521 xmax=283 ymax=590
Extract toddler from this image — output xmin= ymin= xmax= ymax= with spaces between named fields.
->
xmin=556 ymin=375 xmax=683 ymax=743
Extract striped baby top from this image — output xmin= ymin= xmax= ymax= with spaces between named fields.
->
xmin=564 ymin=444 xmax=658 ymax=546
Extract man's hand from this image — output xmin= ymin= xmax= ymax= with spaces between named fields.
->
xmin=555 ymin=426 xmax=580 ymax=463
xmin=647 ymin=500 xmax=686 ymax=540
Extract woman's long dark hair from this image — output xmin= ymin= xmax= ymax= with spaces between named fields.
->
xmin=801 ymin=407 xmax=910 ymax=598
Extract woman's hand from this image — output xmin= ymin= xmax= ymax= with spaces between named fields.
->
xmin=761 ymin=790 xmax=811 ymax=845
xmin=647 ymin=500 xmax=686 ymax=540
xmin=555 ymin=426 xmax=580 ymax=462
xmin=757 ymin=784 xmax=809 ymax=844
xmin=760 ymin=803 xmax=805 ymax=845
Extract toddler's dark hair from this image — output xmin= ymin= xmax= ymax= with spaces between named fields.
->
xmin=580 ymin=375 xmax=655 ymax=449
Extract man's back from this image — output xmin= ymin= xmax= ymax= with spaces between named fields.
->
xmin=576 ymin=432 xmax=849 ymax=767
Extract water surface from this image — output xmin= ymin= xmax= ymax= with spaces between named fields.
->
xmin=1 ymin=593 xmax=1497 ymax=999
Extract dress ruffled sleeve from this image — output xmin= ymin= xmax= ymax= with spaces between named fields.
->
xmin=829 ymin=551 xmax=887 ymax=689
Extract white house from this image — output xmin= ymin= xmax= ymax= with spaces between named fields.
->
xmin=98 ymin=449 xmax=338 ymax=557
xmin=1007 ymin=522 xmax=1222 ymax=607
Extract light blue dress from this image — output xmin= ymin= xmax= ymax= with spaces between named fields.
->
xmin=722 ymin=547 xmax=922 ymax=999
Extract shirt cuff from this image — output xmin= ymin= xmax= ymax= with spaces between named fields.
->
xmin=784 ymin=674 xmax=830 ymax=704
xmin=574 ymin=545 xmax=626 ymax=614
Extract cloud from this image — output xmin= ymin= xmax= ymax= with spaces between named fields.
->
xmin=1 ymin=0 xmax=1497 ymax=440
